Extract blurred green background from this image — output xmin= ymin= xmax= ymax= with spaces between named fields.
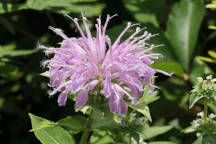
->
xmin=0 ymin=0 xmax=216 ymax=143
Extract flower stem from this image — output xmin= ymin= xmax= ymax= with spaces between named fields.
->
xmin=80 ymin=110 xmax=93 ymax=144
xmin=203 ymin=101 xmax=208 ymax=123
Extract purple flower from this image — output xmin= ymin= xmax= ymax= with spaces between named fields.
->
xmin=40 ymin=13 xmax=170 ymax=115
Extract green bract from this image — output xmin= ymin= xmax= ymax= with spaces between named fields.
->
xmin=189 ymin=75 xmax=216 ymax=109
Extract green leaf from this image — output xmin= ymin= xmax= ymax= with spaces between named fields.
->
xmin=0 ymin=16 xmax=15 ymax=34
xmin=123 ymin=0 xmax=169 ymax=26
xmin=92 ymin=118 xmax=118 ymax=130
xmin=0 ymin=43 xmax=36 ymax=57
xmin=189 ymin=93 xmax=206 ymax=109
xmin=0 ymin=63 xmax=18 ymax=78
xmin=40 ymin=71 xmax=50 ymax=78
xmin=182 ymin=125 xmax=196 ymax=133
xmin=208 ymin=51 xmax=216 ymax=58
xmin=129 ymin=102 xmax=152 ymax=122
xmin=149 ymin=141 xmax=176 ymax=144
xmin=193 ymin=136 xmax=203 ymax=144
xmin=26 ymin=0 xmax=104 ymax=17
xmin=166 ymin=0 xmax=204 ymax=71
xmin=90 ymin=130 xmax=113 ymax=144
xmin=141 ymin=126 xmax=173 ymax=140
xmin=202 ymin=135 xmax=216 ymax=144
xmin=151 ymin=62 xmax=184 ymax=77
xmin=0 ymin=3 xmax=25 ymax=14
xmin=29 ymin=113 xmax=75 ymax=144
xmin=189 ymin=57 xmax=213 ymax=85
xmin=57 ymin=116 xmax=87 ymax=134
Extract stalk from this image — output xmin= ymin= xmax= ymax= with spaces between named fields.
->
xmin=80 ymin=110 xmax=93 ymax=144
xmin=203 ymin=101 xmax=208 ymax=123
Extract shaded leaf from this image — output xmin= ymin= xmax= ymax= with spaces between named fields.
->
xmin=57 ymin=116 xmax=87 ymax=134
xmin=202 ymin=135 xmax=216 ymax=144
xmin=0 ymin=3 xmax=25 ymax=14
xmin=0 ymin=63 xmax=18 ymax=78
xmin=149 ymin=141 xmax=176 ymax=144
xmin=0 ymin=16 xmax=15 ymax=34
xmin=123 ymin=0 xmax=169 ymax=26
xmin=189 ymin=57 xmax=213 ymax=85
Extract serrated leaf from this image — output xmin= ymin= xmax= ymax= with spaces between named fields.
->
xmin=129 ymin=102 xmax=152 ymax=122
xmin=29 ymin=113 xmax=75 ymax=144
xmin=141 ymin=126 xmax=173 ymax=140
xmin=166 ymin=0 xmax=204 ymax=71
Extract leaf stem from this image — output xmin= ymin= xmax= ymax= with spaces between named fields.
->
xmin=203 ymin=101 xmax=208 ymax=123
xmin=80 ymin=110 xmax=93 ymax=144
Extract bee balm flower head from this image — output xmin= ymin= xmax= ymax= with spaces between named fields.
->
xmin=40 ymin=13 xmax=170 ymax=115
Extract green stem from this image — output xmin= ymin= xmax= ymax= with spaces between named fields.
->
xmin=80 ymin=110 xmax=93 ymax=144
xmin=203 ymin=101 xmax=208 ymax=123
xmin=129 ymin=135 xmax=132 ymax=144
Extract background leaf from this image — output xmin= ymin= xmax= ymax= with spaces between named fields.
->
xmin=123 ymin=0 xmax=169 ymax=26
xmin=166 ymin=0 xmax=204 ymax=71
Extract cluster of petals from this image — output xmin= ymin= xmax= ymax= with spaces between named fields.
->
xmin=40 ymin=13 xmax=170 ymax=115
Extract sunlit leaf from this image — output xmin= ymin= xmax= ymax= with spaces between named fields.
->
xmin=141 ymin=126 xmax=173 ymax=140
xmin=29 ymin=113 xmax=75 ymax=144
xmin=208 ymin=50 xmax=216 ymax=58
xmin=198 ymin=56 xmax=216 ymax=63
xmin=182 ymin=125 xmax=196 ymax=133
xmin=166 ymin=0 xmax=204 ymax=71
xmin=151 ymin=62 xmax=184 ymax=77
xmin=129 ymin=102 xmax=152 ymax=122
xmin=208 ymin=26 xmax=216 ymax=30
xmin=189 ymin=93 xmax=206 ymax=109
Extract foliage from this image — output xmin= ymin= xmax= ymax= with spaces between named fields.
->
xmin=1 ymin=0 xmax=216 ymax=143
